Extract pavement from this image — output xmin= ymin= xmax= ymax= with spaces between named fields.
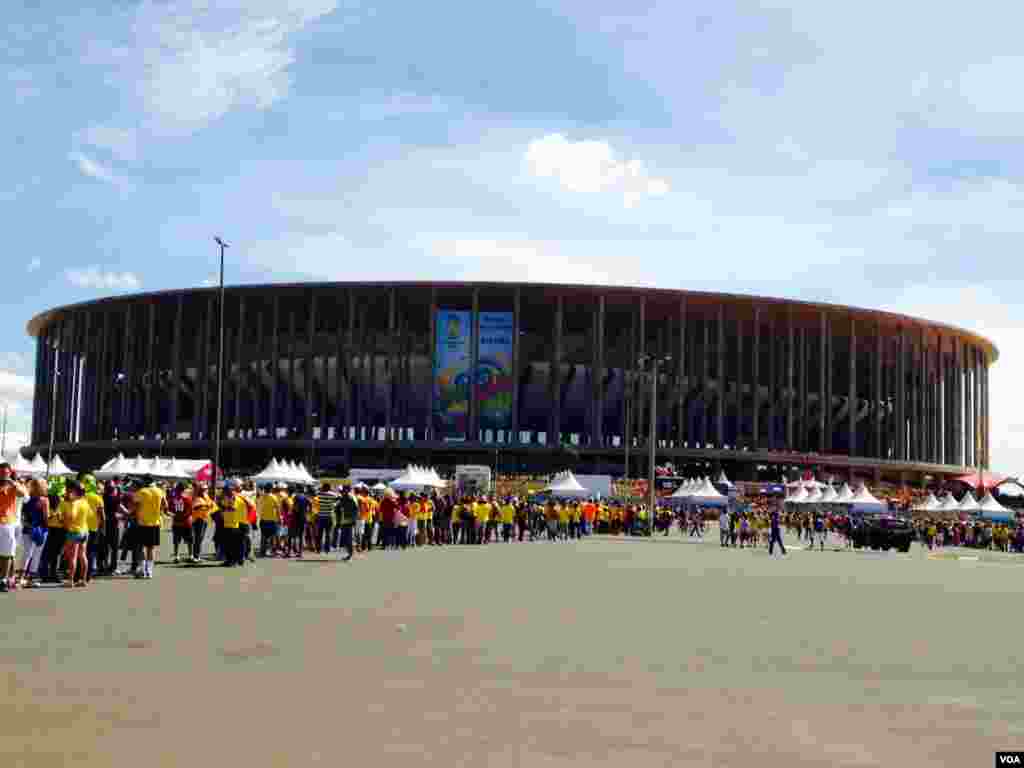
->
xmin=2 ymin=531 xmax=1020 ymax=767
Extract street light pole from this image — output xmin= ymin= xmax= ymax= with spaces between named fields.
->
xmin=213 ymin=237 xmax=229 ymax=487
xmin=643 ymin=354 xmax=671 ymax=536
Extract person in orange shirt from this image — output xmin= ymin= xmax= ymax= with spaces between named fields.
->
xmin=189 ymin=483 xmax=215 ymax=563
xmin=0 ymin=463 xmax=28 ymax=592
xmin=356 ymin=489 xmax=372 ymax=552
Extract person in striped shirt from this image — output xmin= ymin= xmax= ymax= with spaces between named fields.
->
xmin=316 ymin=483 xmax=338 ymax=554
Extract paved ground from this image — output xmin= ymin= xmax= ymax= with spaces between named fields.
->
xmin=2 ymin=531 xmax=1021 ymax=767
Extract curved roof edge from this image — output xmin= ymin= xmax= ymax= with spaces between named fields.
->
xmin=25 ymin=280 xmax=999 ymax=362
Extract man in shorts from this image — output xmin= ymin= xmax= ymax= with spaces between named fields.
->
xmin=0 ymin=463 xmax=28 ymax=592
xmin=132 ymin=476 xmax=168 ymax=579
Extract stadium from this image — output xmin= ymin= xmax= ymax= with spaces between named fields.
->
xmin=24 ymin=282 xmax=995 ymax=483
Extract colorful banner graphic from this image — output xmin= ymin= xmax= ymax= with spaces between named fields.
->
xmin=477 ymin=312 xmax=514 ymax=431
xmin=434 ymin=310 xmax=472 ymax=437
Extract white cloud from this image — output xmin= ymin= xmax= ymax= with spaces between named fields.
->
xmin=64 ymin=267 xmax=141 ymax=291
xmin=0 ymin=353 xmax=29 ymax=372
xmin=116 ymin=0 xmax=339 ymax=135
xmin=1 ymin=432 xmax=31 ymax=463
xmin=78 ymin=124 xmax=138 ymax=162
xmin=0 ymin=371 xmax=34 ymax=441
xmin=27 ymin=257 xmax=41 ymax=273
xmin=524 ymin=133 xmax=671 ymax=207
xmin=70 ymin=151 xmax=123 ymax=186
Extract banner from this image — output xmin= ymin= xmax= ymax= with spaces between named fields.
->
xmin=477 ymin=312 xmax=514 ymax=431
xmin=434 ymin=310 xmax=472 ymax=438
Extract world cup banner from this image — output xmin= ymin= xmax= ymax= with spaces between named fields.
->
xmin=434 ymin=310 xmax=472 ymax=438
xmin=477 ymin=312 xmax=513 ymax=431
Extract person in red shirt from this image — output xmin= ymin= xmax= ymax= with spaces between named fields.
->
xmin=170 ymin=483 xmax=193 ymax=564
xmin=378 ymin=492 xmax=397 ymax=550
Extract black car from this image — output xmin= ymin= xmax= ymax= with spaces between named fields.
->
xmin=850 ymin=514 xmax=916 ymax=552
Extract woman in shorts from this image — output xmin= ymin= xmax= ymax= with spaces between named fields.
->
xmin=60 ymin=480 xmax=90 ymax=588
xmin=18 ymin=479 xmax=49 ymax=587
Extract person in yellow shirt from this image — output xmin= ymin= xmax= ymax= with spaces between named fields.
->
xmin=189 ymin=483 xmax=215 ymax=563
xmin=219 ymin=480 xmax=249 ymax=567
xmin=0 ymin=463 xmax=28 ymax=591
xmin=258 ymin=485 xmax=282 ymax=557
xmin=556 ymin=502 xmax=570 ymax=540
xmin=407 ymin=497 xmax=422 ymax=548
xmin=132 ymin=476 xmax=168 ymax=580
xmin=472 ymin=498 xmax=490 ymax=545
xmin=81 ymin=475 xmax=105 ymax=583
xmin=500 ymin=499 xmax=516 ymax=543
xmin=60 ymin=480 xmax=91 ymax=588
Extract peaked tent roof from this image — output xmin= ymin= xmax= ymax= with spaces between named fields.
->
xmin=957 ymin=492 xmax=980 ymax=512
xmin=835 ymin=483 xmax=855 ymax=503
xmin=914 ymin=492 xmax=941 ymax=512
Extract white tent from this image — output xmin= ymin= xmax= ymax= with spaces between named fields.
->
xmin=786 ymin=485 xmax=809 ymax=504
xmin=47 ymin=454 xmax=75 ymax=477
xmin=687 ymin=478 xmax=728 ymax=507
xmin=715 ymin=471 xmax=734 ymax=489
xmin=850 ymin=485 xmax=885 ymax=511
xmin=819 ymin=485 xmax=840 ymax=504
xmin=914 ymin=492 xmax=941 ymax=512
xmin=252 ymin=458 xmax=303 ymax=485
xmin=371 ymin=482 xmax=389 ymax=492
xmin=835 ymin=483 xmax=855 ymax=504
xmin=977 ymin=492 xmax=1014 ymax=522
xmin=11 ymin=453 xmax=39 ymax=476
xmin=957 ymin=491 xmax=980 ymax=513
xmin=544 ymin=470 xmax=591 ymax=498
xmin=936 ymin=493 xmax=961 ymax=513
xmin=803 ymin=487 xmax=824 ymax=504
xmin=297 ymin=462 xmax=316 ymax=484
xmin=30 ymin=454 xmax=48 ymax=474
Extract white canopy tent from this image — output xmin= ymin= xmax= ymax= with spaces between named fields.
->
xmin=936 ymin=493 xmax=961 ymax=513
xmin=715 ymin=471 xmax=734 ymax=489
xmin=10 ymin=453 xmax=40 ymax=476
xmin=849 ymin=485 xmax=886 ymax=512
xmin=46 ymin=454 xmax=75 ymax=477
xmin=977 ymin=492 xmax=1014 ymax=522
xmin=913 ymin=492 xmax=941 ymax=512
xmin=819 ymin=486 xmax=840 ymax=504
xmin=252 ymin=458 xmax=315 ymax=485
xmin=835 ymin=483 xmax=855 ymax=504
xmin=957 ymin=491 xmax=980 ymax=513
xmin=786 ymin=486 xmax=809 ymax=504
xmin=371 ymin=482 xmax=389 ymax=492
xmin=30 ymin=454 xmax=48 ymax=474
xmin=687 ymin=478 xmax=728 ymax=507
xmin=544 ymin=470 xmax=591 ymax=498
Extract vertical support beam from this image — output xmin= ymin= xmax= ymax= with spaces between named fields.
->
xmin=973 ymin=346 xmax=982 ymax=469
xmin=638 ymin=297 xmax=646 ymax=445
xmin=270 ymin=296 xmax=280 ymax=439
xmin=234 ymin=295 xmax=245 ymax=436
xmin=32 ymin=334 xmax=44 ymax=444
xmin=818 ymin=311 xmax=827 ymax=453
xmin=123 ymin=306 xmax=135 ymax=437
xmin=824 ymin=315 xmax=833 ymax=452
xmin=589 ymin=296 xmax=599 ymax=446
xmin=306 ymin=293 xmax=317 ymax=440
xmin=428 ymin=287 xmax=438 ymax=441
xmin=847 ymin=315 xmax=856 ymax=457
xmin=551 ymin=294 xmax=564 ymax=446
xmin=339 ymin=292 xmax=352 ymax=438
xmin=716 ymin=304 xmax=725 ymax=448
xmin=752 ymin=307 xmax=760 ymax=448
xmin=799 ymin=327 xmax=808 ymax=451
xmin=982 ymin=355 xmax=990 ymax=469
xmin=385 ymin=289 xmax=395 ymax=442
xmin=145 ymin=300 xmax=156 ymax=438
xmin=346 ymin=291 xmax=355 ymax=439
xmin=471 ymin=288 xmax=480 ymax=441
xmin=677 ymin=297 xmax=686 ymax=447
xmin=195 ymin=302 xmax=207 ymax=439
xmin=955 ymin=338 xmax=964 ymax=466
xmin=896 ymin=329 xmax=905 ymax=461
xmin=767 ymin=313 xmax=776 ymax=451
xmin=169 ymin=295 xmax=183 ymax=438
xmin=736 ymin=309 xmax=744 ymax=449
xmin=874 ymin=321 xmax=883 ymax=460
xmin=594 ymin=292 xmax=605 ymax=447
xmin=254 ymin=309 xmax=264 ymax=439
xmin=786 ymin=310 xmax=795 ymax=451
xmin=288 ymin=310 xmax=297 ymax=436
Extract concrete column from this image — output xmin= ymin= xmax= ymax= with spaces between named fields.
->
xmin=848 ymin=315 xmax=856 ymax=457
xmin=429 ymin=287 xmax=438 ymax=441
xmin=471 ymin=288 xmax=480 ymax=441
xmin=306 ymin=294 xmax=317 ymax=439
xmin=677 ymin=297 xmax=686 ymax=447
xmin=752 ymin=307 xmax=760 ymax=448
xmin=973 ymin=346 xmax=982 ymax=469
xmin=234 ymin=295 xmax=245 ymax=435
xmin=385 ymin=289 xmax=395 ymax=441
xmin=786 ymin=310 xmax=794 ymax=450
xmin=346 ymin=291 xmax=355 ymax=439
xmin=736 ymin=310 xmax=744 ymax=448
xmin=638 ymin=297 xmax=646 ymax=445
xmin=873 ymin=321 xmax=882 ymax=460
xmin=511 ymin=287 xmax=522 ymax=442
xmin=717 ymin=304 xmax=725 ymax=448
xmin=983 ymin=355 xmax=990 ymax=468
xmin=334 ymin=296 xmax=345 ymax=440
xmin=168 ymin=296 xmax=183 ymax=438
xmin=596 ymin=291 xmax=606 ymax=446
xmin=144 ymin=301 xmax=156 ymax=438
xmin=767 ymin=314 xmax=776 ymax=451
xmin=824 ymin=315 xmax=832 ymax=452
xmin=269 ymin=296 xmax=280 ymax=439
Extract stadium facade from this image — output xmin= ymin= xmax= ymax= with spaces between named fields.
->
xmin=25 ymin=282 xmax=995 ymax=483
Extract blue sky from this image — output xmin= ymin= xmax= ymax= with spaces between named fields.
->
xmin=3 ymin=0 xmax=1023 ymax=470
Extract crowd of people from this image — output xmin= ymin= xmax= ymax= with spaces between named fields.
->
xmin=4 ymin=459 xmax=1023 ymax=593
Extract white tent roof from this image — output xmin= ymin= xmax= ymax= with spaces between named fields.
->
xmin=30 ymin=453 xmax=48 ymax=473
xmin=835 ymin=483 xmax=855 ymax=503
xmin=786 ymin=486 xmax=809 ymax=503
xmin=936 ymin=493 xmax=961 ymax=512
xmin=957 ymin=491 xmax=980 ymax=512
xmin=545 ymin=470 xmax=590 ymax=498
xmin=686 ymin=478 xmax=728 ymax=506
xmin=11 ymin=453 xmax=38 ymax=476
xmin=850 ymin=485 xmax=884 ymax=508
xmin=389 ymin=465 xmax=444 ymax=492
xmin=978 ymin=492 xmax=1011 ymax=516
xmin=47 ymin=454 xmax=75 ymax=477
xmin=715 ymin=471 xmax=734 ymax=489
xmin=914 ymin=492 xmax=941 ymax=512
xmin=819 ymin=486 xmax=840 ymax=503
xmin=371 ymin=482 xmax=389 ymax=491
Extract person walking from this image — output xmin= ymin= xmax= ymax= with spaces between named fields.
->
xmin=18 ymin=479 xmax=48 ymax=587
xmin=170 ymin=483 xmax=193 ymax=564
xmin=336 ymin=486 xmax=358 ymax=561
xmin=288 ymin=485 xmax=310 ymax=558
xmin=132 ymin=475 xmax=168 ymax=580
xmin=40 ymin=478 xmax=67 ymax=583
xmin=100 ymin=478 xmax=125 ymax=574
xmin=190 ymin=483 xmax=214 ymax=563
xmin=82 ymin=475 xmax=104 ymax=583
xmin=218 ymin=480 xmax=247 ymax=567
xmin=768 ymin=505 xmax=786 ymax=557
xmin=258 ymin=485 xmax=282 ymax=557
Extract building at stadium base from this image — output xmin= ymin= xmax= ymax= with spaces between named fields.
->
xmin=25 ymin=282 xmax=995 ymax=484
